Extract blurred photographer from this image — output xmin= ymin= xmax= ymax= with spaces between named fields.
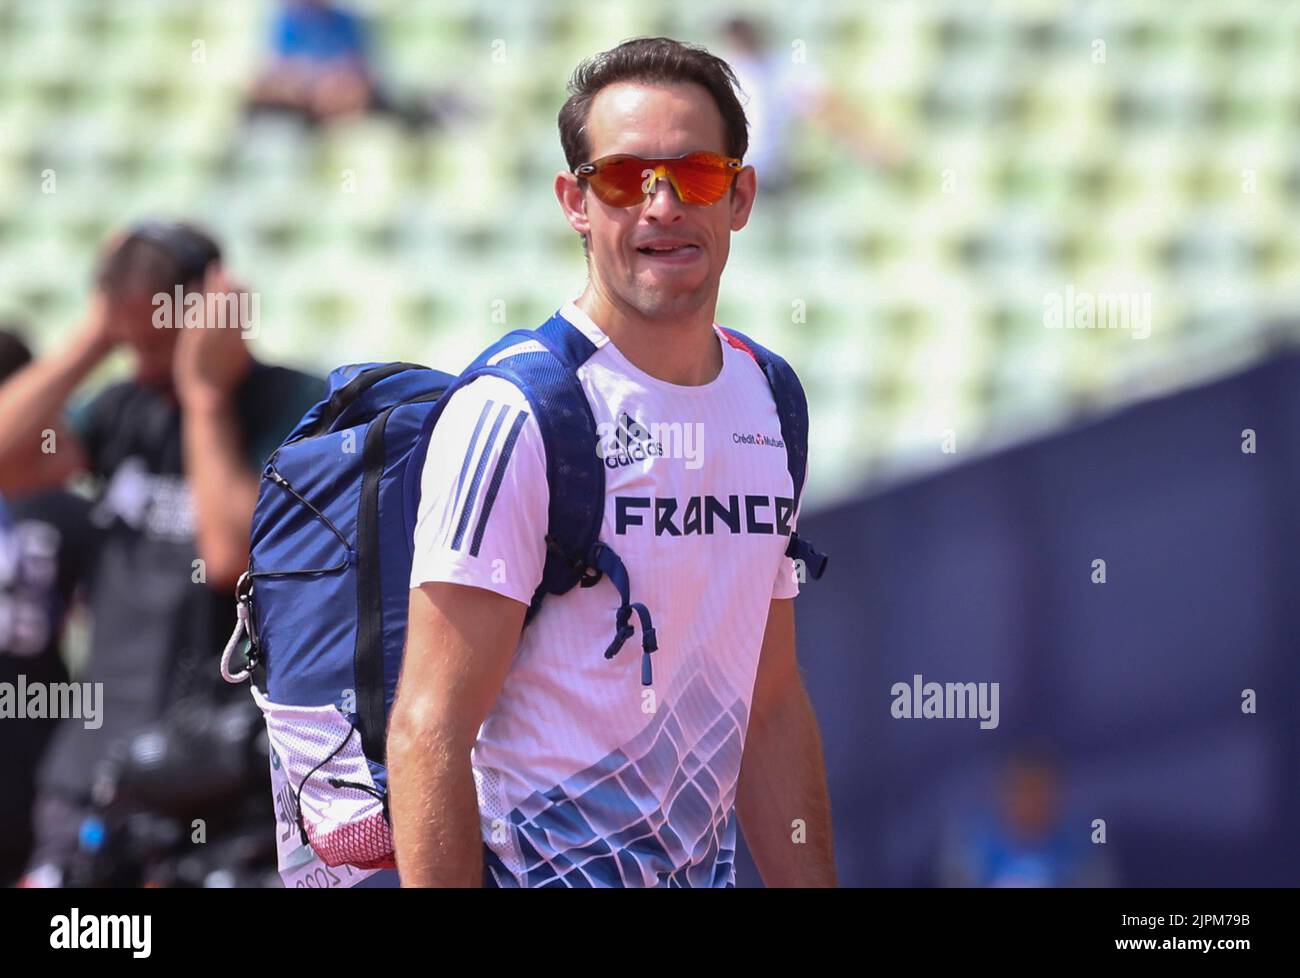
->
xmin=0 ymin=223 xmax=323 ymax=885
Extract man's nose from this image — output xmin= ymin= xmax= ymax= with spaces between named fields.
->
xmin=643 ymin=172 xmax=686 ymax=221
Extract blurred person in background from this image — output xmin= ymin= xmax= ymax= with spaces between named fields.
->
xmin=938 ymin=748 xmax=1116 ymax=887
xmin=244 ymin=0 xmax=468 ymax=132
xmin=718 ymin=15 xmax=903 ymax=196
xmin=0 ymin=328 xmax=98 ymax=886
xmin=247 ymin=0 xmax=377 ymax=126
xmin=0 ymin=223 xmax=324 ymax=886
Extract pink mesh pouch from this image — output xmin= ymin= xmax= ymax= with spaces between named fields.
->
xmin=252 ymin=685 xmax=395 ymax=870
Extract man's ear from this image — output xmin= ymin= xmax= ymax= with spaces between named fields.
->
xmin=729 ymin=165 xmax=758 ymax=232
xmin=555 ymin=171 xmax=590 ymax=238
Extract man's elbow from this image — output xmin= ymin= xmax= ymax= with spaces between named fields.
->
xmin=387 ymin=694 xmax=429 ymax=755
xmin=387 ymin=694 xmax=469 ymax=768
xmin=750 ymin=675 xmax=810 ymax=734
xmin=385 ymin=704 xmax=422 ymax=768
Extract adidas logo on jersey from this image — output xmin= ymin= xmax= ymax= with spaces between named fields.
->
xmin=595 ymin=412 xmax=704 ymax=470
xmin=596 ymin=412 xmax=663 ymax=469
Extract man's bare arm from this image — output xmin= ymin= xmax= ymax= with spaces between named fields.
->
xmin=175 ymin=268 xmax=261 ymax=591
xmin=387 ymin=581 xmax=525 ymax=887
xmin=0 ymin=306 xmax=110 ymax=493
xmin=178 ymin=391 xmax=259 ymax=590
xmin=735 ymin=597 xmax=837 ymax=887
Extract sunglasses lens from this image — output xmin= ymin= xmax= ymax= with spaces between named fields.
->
xmin=583 ymin=153 xmax=737 ymax=207
xmin=587 ymin=156 xmax=651 ymax=207
xmin=667 ymin=154 xmax=736 ymax=205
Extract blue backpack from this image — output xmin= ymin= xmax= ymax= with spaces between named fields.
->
xmin=220 ymin=311 xmax=827 ymax=872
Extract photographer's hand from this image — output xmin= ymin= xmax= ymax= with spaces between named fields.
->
xmin=177 ymin=263 xmax=259 ymax=591
xmin=173 ymin=264 xmax=254 ymax=413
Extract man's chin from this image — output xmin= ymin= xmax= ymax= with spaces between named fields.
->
xmin=633 ymin=274 xmax=711 ymax=309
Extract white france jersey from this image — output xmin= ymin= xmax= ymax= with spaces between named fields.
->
xmin=409 ymin=300 xmax=803 ymax=887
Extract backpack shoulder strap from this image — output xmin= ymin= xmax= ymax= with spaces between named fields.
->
xmin=524 ymin=312 xmax=608 ymax=605
xmin=402 ymin=311 xmax=661 ymax=679
xmin=717 ymin=327 xmax=828 ymax=580
xmin=402 ymin=313 xmax=607 ymax=609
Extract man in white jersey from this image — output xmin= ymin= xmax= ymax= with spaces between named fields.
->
xmin=387 ymin=36 xmax=836 ymax=887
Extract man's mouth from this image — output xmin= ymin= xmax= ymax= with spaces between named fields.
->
xmin=635 ymin=242 xmax=702 ymax=261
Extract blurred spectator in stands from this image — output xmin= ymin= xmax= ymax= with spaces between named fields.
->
xmin=245 ymin=0 xmax=468 ymax=131
xmin=247 ymin=0 xmax=378 ymax=126
xmin=0 ymin=328 xmax=98 ymax=886
xmin=0 ymin=223 xmax=324 ymax=886
xmin=718 ymin=15 xmax=904 ymax=196
xmin=938 ymin=748 xmax=1117 ymax=887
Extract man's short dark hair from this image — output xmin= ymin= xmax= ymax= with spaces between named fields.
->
xmin=558 ymin=37 xmax=750 ymax=258
xmin=96 ymin=221 xmax=222 ymax=298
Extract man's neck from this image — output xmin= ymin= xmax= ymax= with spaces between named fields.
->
xmin=575 ymin=286 xmax=723 ymax=387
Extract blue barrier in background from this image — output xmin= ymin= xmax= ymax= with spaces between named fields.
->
xmin=737 ymin=351 xmax=1300 ymax=886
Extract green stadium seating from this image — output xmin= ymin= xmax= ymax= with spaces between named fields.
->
xmin=2 ymin=0 xmax=1299 ymax=504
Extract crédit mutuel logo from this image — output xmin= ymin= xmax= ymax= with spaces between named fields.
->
xmin=596 ymin=411 xmax=704 ymax=470
xmin=731 ymin=430 xmax=785 ymax=450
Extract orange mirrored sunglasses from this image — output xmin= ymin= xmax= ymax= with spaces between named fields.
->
xmin=574 ymin=151 xmax=743 ymax=207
